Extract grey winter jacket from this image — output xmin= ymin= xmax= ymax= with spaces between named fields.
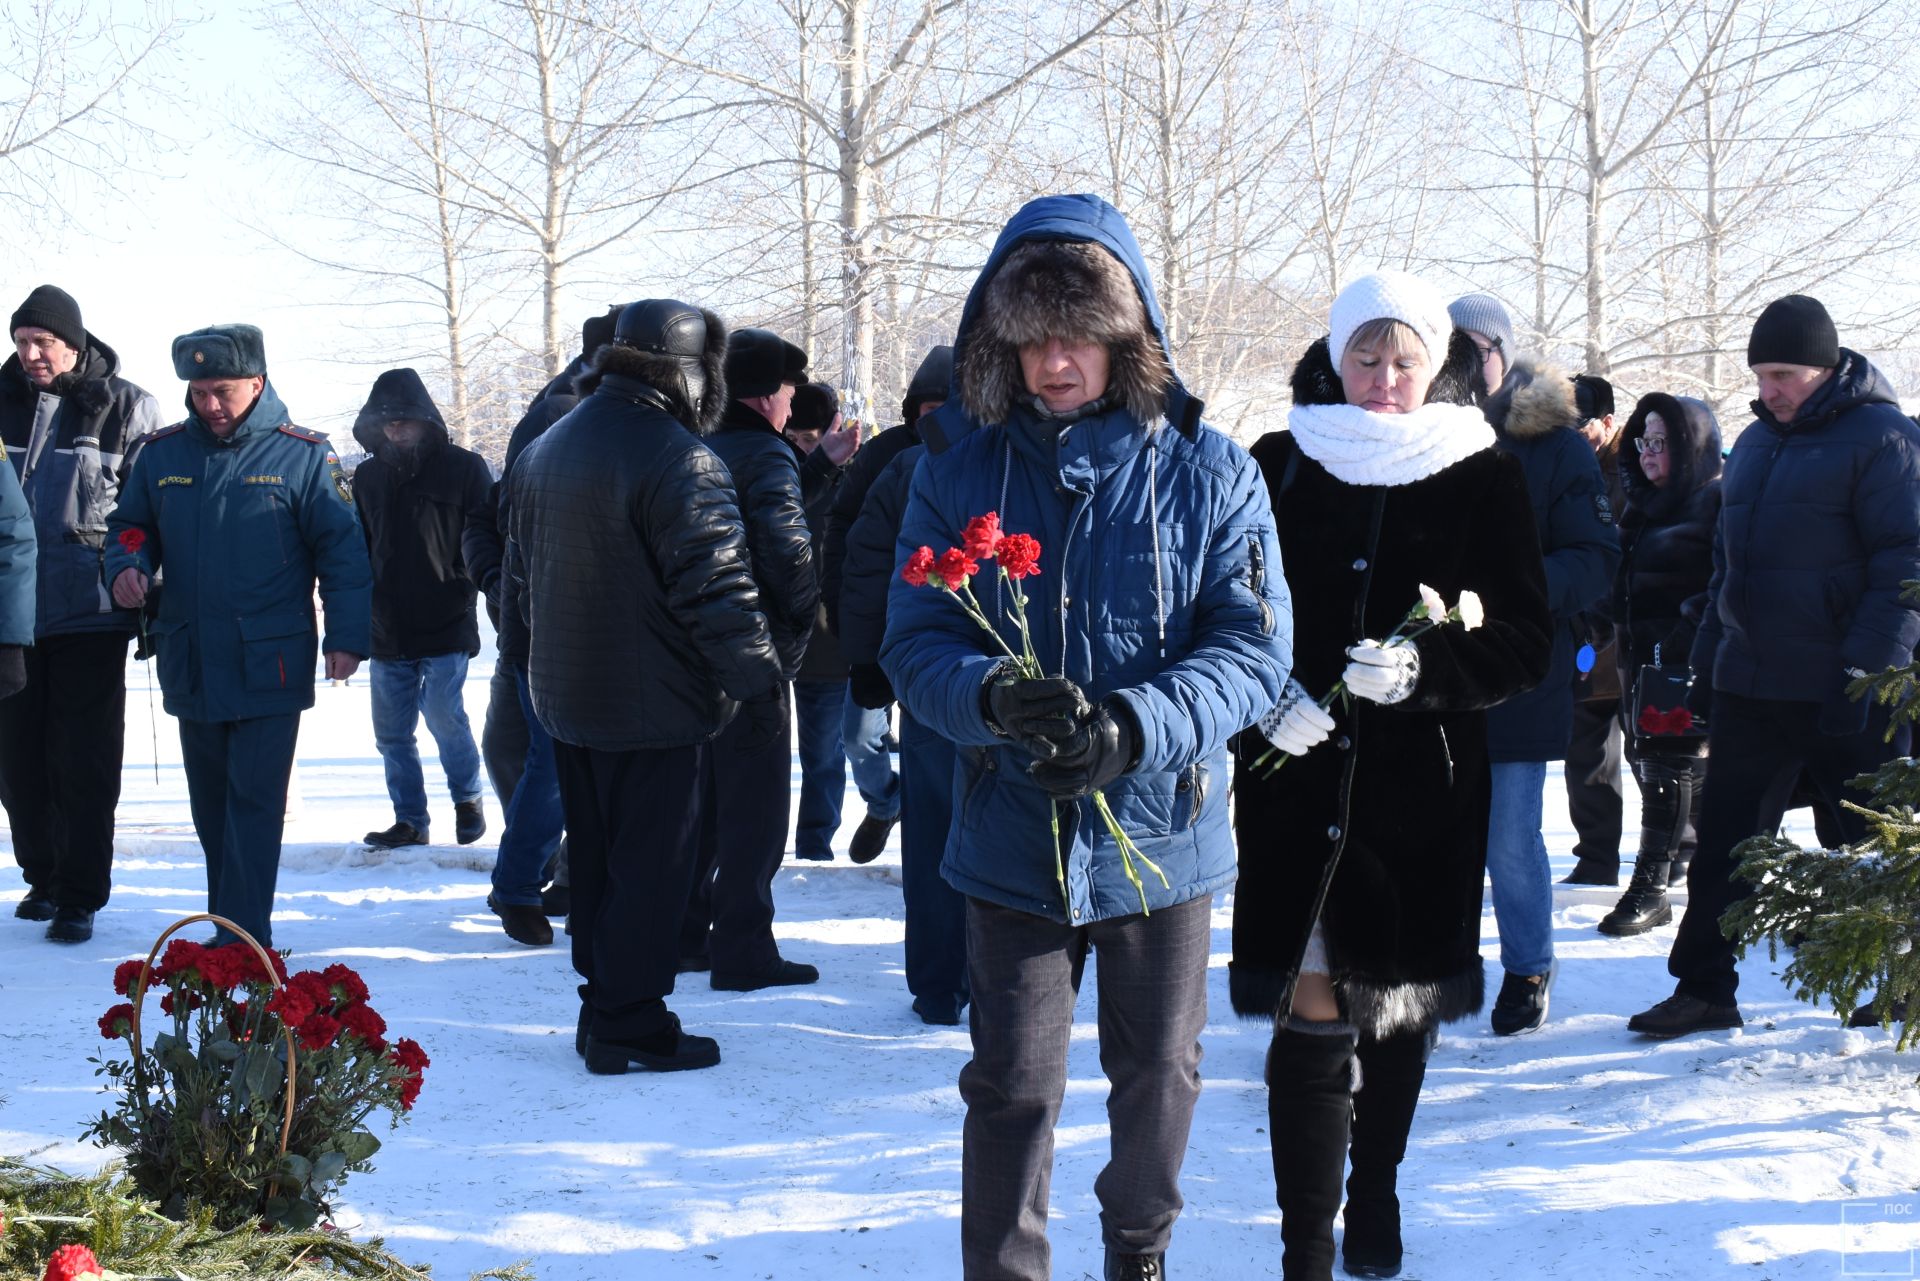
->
xmin=0 ymin=336 xmax=160 ymax=637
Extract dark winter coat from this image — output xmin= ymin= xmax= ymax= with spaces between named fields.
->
xmin=1690 ymin=350 xmax=1920 ymax=704
xmin=1229 ymin=337 xmax=1553 ymax=1039
xmin=881 ymin=193 xmax=1292 ymax=924
xmin=504 ymin=348 xmax=782 ymax=750
xmin=1482 ymin=361 xmax=1620 ymax=761
xmin=104 ymin=383 xmax=372 ymax=723
xmin=350 ymin=375 xmax=493 ymax=661
xmin=707 ymin=401 xmax=818 ymax=678
xmin=0 ymin=336 xmax=160 ymax=637
xmin=1611 ymin=394 xmax=1722 ymax=751
xmin=821 ymin=345 xmax=955 ymax=641
xmin=841 ymin=443 xmax=921 ymax=669
xmin=793 ymin=438 xmax=847 ymax=682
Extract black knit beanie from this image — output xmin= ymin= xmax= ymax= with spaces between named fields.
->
xmin=1747 ymin=295 xmax=1839 ymax=368
xmin=10 ymin=284 xmax=85 ymax=352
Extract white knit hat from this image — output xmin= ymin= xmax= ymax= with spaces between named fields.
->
xmin=1327 ymin=271 xmax=1455 ymax=367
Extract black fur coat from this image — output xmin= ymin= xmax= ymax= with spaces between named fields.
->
xmin=1229 ymin=336 xmax=1553 ymax=1038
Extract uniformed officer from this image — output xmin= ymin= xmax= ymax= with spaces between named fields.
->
xmin=104 ymin=324 xmax=371 ymax=948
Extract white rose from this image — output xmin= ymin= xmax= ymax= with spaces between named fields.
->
xmin=1417 ymin=582 xmax=1448 ymax=624
xmin=1456 ymin=590 xmax=1485 ymax=630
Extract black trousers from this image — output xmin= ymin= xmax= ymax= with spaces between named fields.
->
xmin=1670 ymin=692 xmax=1906 ymax=1006
xmin=1564 ymin=697 xmax=1623 ymax=870
xmin=0 ymin=631 xmax=131 ymax=911
xmin=553 ymin=739 xmax=706 ymax=1040
xmin=680 ymin=693 xmax=793 ymax=975
xmin=482 ymin=658 xmax=527 ymax=809
xmin=179 ymin=712 xmax=301 ymax=948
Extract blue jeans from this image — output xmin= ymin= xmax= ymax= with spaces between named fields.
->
xmin=1486 ymin=759 xmax=1554 ymax=977
xmin=489 ymin=662 xmax=565 ymax=906
xmin=793 ymin=679 xmax=848 ymax=858
xmin=841 ymin=688 xmax=901 ymax=820
xmin=370 ymin=654 xmax=484 ymax=831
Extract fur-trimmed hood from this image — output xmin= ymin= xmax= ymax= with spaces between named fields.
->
xmin=1485 ymin=358 xmax=1577 ymax=440
xmin=929 ymin=195 xmax=1194 ymax=448
xmin=1619 ymin=391 xmax=1722 ymax=523
xmin=574 ymin=306 xmax=729 ymax=435
xmin=1286 ymin=331 xmax=1482 ymax=409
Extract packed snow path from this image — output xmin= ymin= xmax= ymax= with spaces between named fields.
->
xmin=3 ymin=648 xmax=1919 ymax=1280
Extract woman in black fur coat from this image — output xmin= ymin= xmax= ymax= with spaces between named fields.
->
xmin=1230 ymin=272 xmax=1552 ymax=1280
xmin=1598 ymin=394 xmax=1722 ymax=936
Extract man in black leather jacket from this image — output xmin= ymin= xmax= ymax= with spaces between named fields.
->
xmin=506 ymin=299 xmax=785 ymax=1073
xmin=680 ymin=326 xmax=823 ymax=990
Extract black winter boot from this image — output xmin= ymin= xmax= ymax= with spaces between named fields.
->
xmin=1104 ymin=1248 xmax=1166 ymax=1279
xmin=1342 ymin=1028 xmax=1431 ymax=1279
xmin=455 ymin=799 xmax=487 ymax=845
xmin=1266 ymin=1023 xmax=1357 ymax=1281
xmin=1599 ymin=855 xmax=1672 ymax=936
xmin=1600 ymin=758 xmax=1695 ymax=937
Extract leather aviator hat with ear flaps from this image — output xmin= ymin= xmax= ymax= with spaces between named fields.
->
xmin=592 ymin=299 xmax=730 ymax=433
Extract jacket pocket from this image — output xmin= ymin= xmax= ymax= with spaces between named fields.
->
xmin=1246 ymin=537 xmax=1276 ymax=636
xmin=958 ymin=747 xmax=999 ymax=830
xmin=151 ymin=617 xmax=195 ymax=697
xmin=1173 ymin=761 xmax=1210 ymax=832
xmin=238 ymin=612 xmax=316 ymax=693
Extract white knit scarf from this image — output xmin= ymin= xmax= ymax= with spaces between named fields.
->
xmin=1286 ymin=401 xmax=1496 ymax=487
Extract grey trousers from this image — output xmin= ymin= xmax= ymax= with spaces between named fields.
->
xmin=960 ymin=893 xmax=1212 ymax=1280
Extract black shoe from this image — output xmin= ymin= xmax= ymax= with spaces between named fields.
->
xmin=455 ymin=799 xmax=486 ymax=845
xmin=1104 ymin=1249 xmax=1165 ymax=1280
xmin=912 ymin=993 xmax=965 ymax=1026
xmin=848 ymin=814 xmax=898 ymax=865
xmin=488 ymin=894 xmax=554 ymax=946
xmin=539 ymin=882 xmax=571 ymax=917
xmin=1848 ymin=995 xmax=1909 ymax=1029
xmin=1490 ymin=961 xmax=1556 ymax=1036
xmin=46 ymin=906 xmax=94 ymax=943
xmin=711 ymin=957 xmax=819 ymax=991
xmin=1559 ymin=857 xmax=1619 ymax=887
xmin=364 ymin=821 xmax=428 ymax=848
xmin=1598 ymin=857 xmax=1673 ymax=937
xmin=1669 ymin=857 xmax=1690 ymax=886
xmin=14 ymin=887 xmax=54 ymax=921
xmin=1627 ymin=990 xmax=1743 ymax=1038
xmin=584 ymin=1015 xmax=720 ymax=1074
xmin=793 ymin=849 xmax=833 ymax=862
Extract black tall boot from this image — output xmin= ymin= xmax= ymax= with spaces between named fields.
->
xmin=1599 ymin=757 xmax=1694 ymax=937
xmin=1266 ymin=1023 xmax=1357 ymax=1281
xmin=1341 ymin=1027 xmax=1430 ymax=1279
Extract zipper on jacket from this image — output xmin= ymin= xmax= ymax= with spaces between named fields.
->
xmin=1247 ymin=537 xmax=1275 ymax=635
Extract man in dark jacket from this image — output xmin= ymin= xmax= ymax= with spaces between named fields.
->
xmin=1476 ymin=356 xmax=1620 ymax=1036
xmin=350 ymin=369 xmax=492 ymax=854
xmin=105 ymin=324 xmax=371 ymax=950
xmin=680 ymin=326 xmax=822 ymax=990
xmin=1 ymin=285 xmax=155 ymax=942
xmin=1631 ymin=295 xmax=1920 ymax=1038
xmin=1563 ymin=373 xmax=1629 ymax=887
xmin=507 ymin=298 xmax=785 ymax=1073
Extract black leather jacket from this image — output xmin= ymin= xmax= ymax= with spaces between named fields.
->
xmin=506 ymin=374 xmax=781 ymax=749
xmin=707 ymin=401 xmax=818 ymax=677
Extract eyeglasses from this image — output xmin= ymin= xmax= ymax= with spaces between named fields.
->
xmin=1634 ymin=436 xmax=1668 ymax=456
xmin=1473 ymin=339 xmax=1503 ymax=362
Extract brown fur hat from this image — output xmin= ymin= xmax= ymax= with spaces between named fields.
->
xmin=958 ymin=239 xmax=1171 ymax=426
xmin=1486 ymin=357 xmax=1578 ymax=441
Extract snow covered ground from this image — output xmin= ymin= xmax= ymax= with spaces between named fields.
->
xmin=4 ymin=646 xmax=1920 ymax=1281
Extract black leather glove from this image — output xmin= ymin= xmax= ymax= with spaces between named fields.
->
xmin=1027 ymin=699 xmax=1140 ymax=798
xmin=1820 ymin=668 xmax=1872 ymax=738
xmin=738 ymin=684 xmax=790 ymax=752
xmin=982 ymin=667 xmax=1090 ymax=753
xmin=849 ymin=663 xmax=895 ymax=710
xmin=0 ymin=645 xmax=23 ymax=701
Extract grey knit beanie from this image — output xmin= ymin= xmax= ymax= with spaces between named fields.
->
xmin=1448 ymin=293 xmax=1514 ymax=354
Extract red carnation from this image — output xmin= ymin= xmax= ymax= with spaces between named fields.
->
xmin=159 ymin=989 xmax=204 ymax=1017
xmin=295 ymin=1012 xmax=343 ymax=1052
xmin=266 ymin=972 xmax=332 ymax=1027
xmin=41 ymin=1242 xmax=105 ymax=1281
xmin=901 ymin=545 xmax=936 ymax=588
xmin=934 ymin=547 xmax=978 ymax=591
xmin=321 ymin=963 xmax=369 ymax=1006
xmin=98 ymin=1003 xmax=135 ymax=1040
xmin=961 ymin=512 xmax=1004 ymax=560
xmin=391 ymin=1037 xmax=430 ymax=1111
xmin=997 ymin=533 xmax=1042 ymax=580
xmin=116 ymin=528 xmax=146 ymax=555
xmin=340 ymin=1002 xmax=388 ymax=1051
xmin=154 ymin=938 xmax=206 ymax=982
xmin=112 ymin=958 xmax=148 ymax=997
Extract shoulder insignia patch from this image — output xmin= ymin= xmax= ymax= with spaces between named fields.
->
xmin=278 ymin=423 xmax=328 ymax=444
xmin=330 ymin=459 xmax=353 ymax=504
xmin=1593 ymin=493 xmax=1615 ymax=525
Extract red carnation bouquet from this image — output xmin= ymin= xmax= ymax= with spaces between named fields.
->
xmin=86 ymin=929 xmax=428 ymax=1230
xmin=903 ymin=511 xmax=1167 ymax=912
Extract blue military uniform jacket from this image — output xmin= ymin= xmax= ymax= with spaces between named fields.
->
xmin=104 ymin=382 xmax=372 ymax=722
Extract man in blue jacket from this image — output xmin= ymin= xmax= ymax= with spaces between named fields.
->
xmin=1630 ymin=295 xmax=1920 ymax=1038
xmin=105 ymin=325 xmax=371 ymax=949
xmin=881 ymin=195 xmax=1292 ymax=1281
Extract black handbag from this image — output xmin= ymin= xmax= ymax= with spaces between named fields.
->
xmin=1632 ymin=644 xmax=1706 ymax=744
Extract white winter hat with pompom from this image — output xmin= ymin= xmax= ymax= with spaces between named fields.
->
xmin=1327 ymin=270 xmax=1455 ymax=367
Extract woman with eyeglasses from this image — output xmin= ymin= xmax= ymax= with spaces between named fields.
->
xmin=1600 ymin=394 xmax=1723 ymax=935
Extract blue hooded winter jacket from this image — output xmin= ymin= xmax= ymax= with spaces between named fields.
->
xmin=880 ymin=195 xmax=1292 ymax=924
